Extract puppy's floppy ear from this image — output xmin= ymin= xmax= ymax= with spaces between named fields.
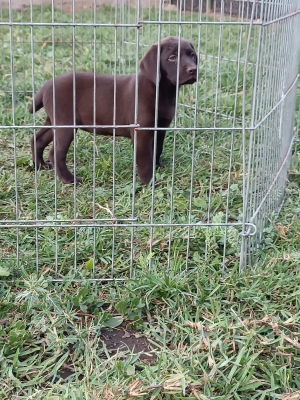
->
xmin=139 ymin=44 xmax=161 ymax=85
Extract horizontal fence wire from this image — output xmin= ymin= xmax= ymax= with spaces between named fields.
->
xmin=0 ymin=0 xmax=300 ymax=280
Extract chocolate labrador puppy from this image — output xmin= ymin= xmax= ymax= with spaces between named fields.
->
xmin=29 ymin=36 xmax=198 ymax=184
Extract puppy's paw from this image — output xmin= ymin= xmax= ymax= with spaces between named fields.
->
xmin=156 ymin=160 xmax=165 ymax=168
xmin=75 ymin=176 xmax=82 ymax=187
xmin=41 ymin=161 xmax=53 ymax=170
xmin=32 ymin=160 xmax=53 ymax=170
xmin=60 ymin=174 xmax=82 ymax=186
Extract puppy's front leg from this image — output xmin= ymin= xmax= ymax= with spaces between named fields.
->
xmin=135 ymin=131 xmax=154 ymax=184
xmin=156 ymin=131 xmax=166 ymax=168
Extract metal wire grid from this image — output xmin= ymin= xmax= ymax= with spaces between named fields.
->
xmin=240 ymin=1 xmax=300 ymax=267
xmin=0 ymin=0 xmax=299 ymax=280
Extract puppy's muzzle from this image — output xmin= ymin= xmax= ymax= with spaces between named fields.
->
xmin=180 ymin=64 xmax=197 ymax=85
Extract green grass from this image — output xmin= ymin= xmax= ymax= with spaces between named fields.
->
xmin=1 ymin=5 xmax=300 ymax=399
xmin=1 ymin=201 xmax=300 ymax=399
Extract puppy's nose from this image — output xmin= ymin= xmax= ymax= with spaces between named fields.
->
xmin=187 ymin=66 xmax=197 ymax=75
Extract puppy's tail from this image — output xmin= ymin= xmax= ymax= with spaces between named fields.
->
xmin=29 ymin=88 xmax=44 ymax=114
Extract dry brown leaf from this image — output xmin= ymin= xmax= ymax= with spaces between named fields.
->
xmin=260 ymin=337 xmax=270 ymax=344
xmin=231 ymin=314 xmax=300 ymax=352
xmin=162 ymin=374 xmax=186 ymax=392
xmin=92 ymin=384 xmax=116 ymax=400
xmin=208 ymin=355 xmax=214 ymax=369
xmin=164 ymin=374 xmax=183 ymax=384
xmin=275 ymin=224 xmax=289 ymax=238
xmin=283 ymin=335 xmax=300 ymax=349
xmin=93 ymin=203 xmax=115 ymax=220
xmin=191 ymin=388 xmax=201 ymax=400
xmin=276 ymin=348 xmax=292 ymax=357
xmin=280 ymin=391 xmax=300 ymax=400
xmin=202 ymin=336 xmax=209 ymax=350
xmin=177 ymin=342 xmax=187 ymax=355
xmin=126 ymin=380 xmax=148 ymax=397
xmin=184 ymin=320 xmax=203 ymax=330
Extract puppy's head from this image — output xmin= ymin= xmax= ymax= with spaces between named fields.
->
xmin=139 ymin=36 xmax=198 ymax=86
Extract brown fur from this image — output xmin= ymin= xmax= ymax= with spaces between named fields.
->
xmin=29 ymin=36 xmax=198 ymax=184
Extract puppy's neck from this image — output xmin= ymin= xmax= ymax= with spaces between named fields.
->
xmin=159 ymin=78 xmax=178 ymax=98
xmin=138 ymin=72 xmax=178 ymax=121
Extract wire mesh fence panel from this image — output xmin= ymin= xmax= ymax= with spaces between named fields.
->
xmin=0 ymin=0 xmax=299 ymax=280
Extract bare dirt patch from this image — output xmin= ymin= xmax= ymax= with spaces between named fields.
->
xmin=101 ymin=325 xmax=157 ymax=364
xmin=56 ymin=324 xmax=156 ymax=381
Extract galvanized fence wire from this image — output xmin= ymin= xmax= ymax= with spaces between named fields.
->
xmin=242 ymin=1 xmax=300 ymax=267
xmin=0 ymin=0 xmax=300 ymax=280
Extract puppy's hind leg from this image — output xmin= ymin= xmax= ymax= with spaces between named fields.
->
xmin=30 ymin=116 xmax=54 ymax=169
xmin=49 ymin=127 xmax=81 ymax=185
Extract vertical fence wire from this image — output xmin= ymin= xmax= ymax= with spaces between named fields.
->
xmin=185 ymin=20 xmax=202 ymax=271
xmin=8 ymin=0 xmax=20 ymax=275
xmin=239 ymin=0 xmax=258 ymax=271
xmin=148 ymin=0 xmax=163 ymax=269
xmin=92 ymin=0 xmax=97 ymax=278
xmin=130 ymin=0 xmax=141 ymax=278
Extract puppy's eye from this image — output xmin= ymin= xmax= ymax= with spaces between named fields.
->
xmin=191 ymin=53 xmax=197 ymax=60
xmin=168 ymin=55 xmax=177 ymax=62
